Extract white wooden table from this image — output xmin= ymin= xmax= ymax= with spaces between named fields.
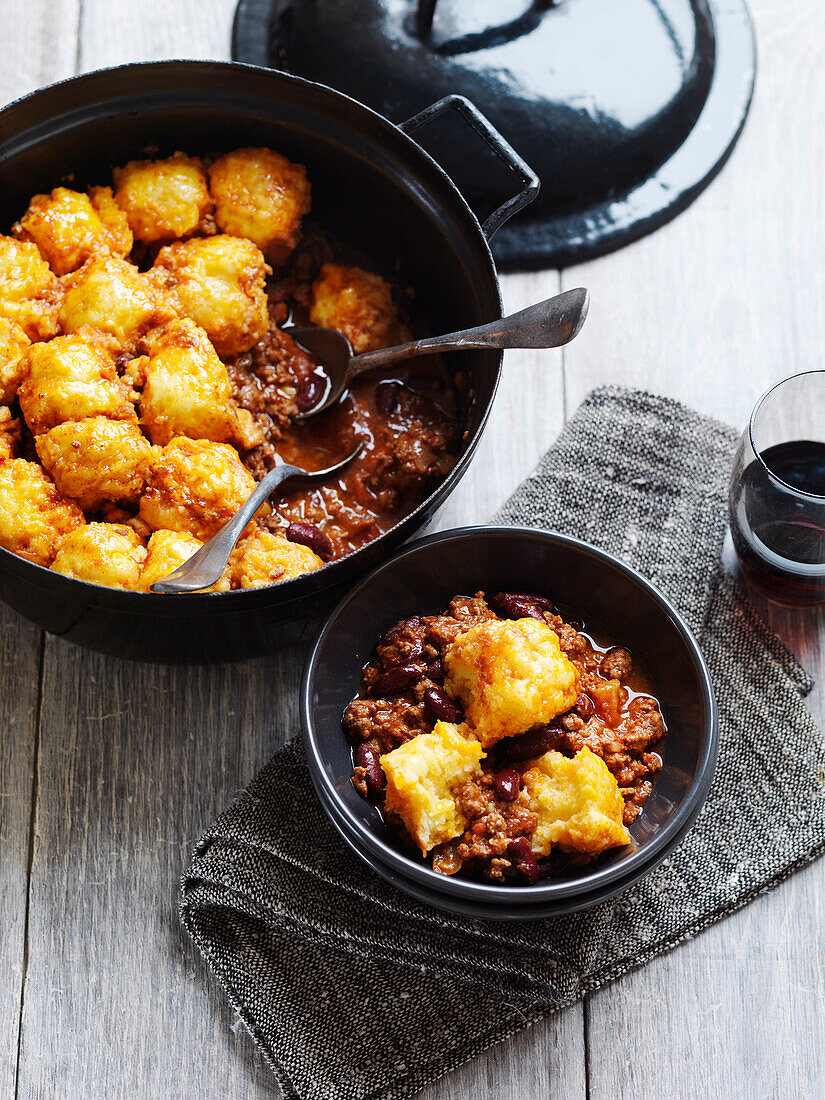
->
xmin=2 ymin=1 xmax=824 ymax=1096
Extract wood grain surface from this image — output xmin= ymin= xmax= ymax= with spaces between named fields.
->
xmin=1 ymin=0 xmax=823 ymax=1096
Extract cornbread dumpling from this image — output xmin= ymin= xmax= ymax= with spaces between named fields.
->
xmin=138 ymin=436 xmax=258 ymax=540
xmin=228 ymin=527 xmax=323 ymax=588
xmin=0 ymin=406 xmax=21 ymax=460
xmin=19 ymin=330 xmax=135 ymax=436
xmin=209 ymin=147 xmax=311 ymax=261
xmin=60 ymin=254 xmax=175 ymax=350
xmin=519 ymin=748 xmax=630 ymax=856
xmin=137 ymin=318 xmax=246 ymax=446
xmin=36 ymin=417 xmax=153 ymax=511
xmin=0 ymin=318 xmax=31 ymax=404
xmin=50 ymin=522 xmax=146 ymax=588
xmin=381 ymin=721 xmax=485 ymax=855
xmin=310 ymin=263 xmax=408 ymax=354
xmin=151 ymin=235 xmax=268 ymax=357
xmin=114 ymin=153 xmax=213 ymax=244
xmin=137 ymin=528 xmax=228 ymax=592
xmin=14 ymin=186 xmax=132 ymax=275
xmin=0 ymin=458 xmax=84 ymax=565
xmin=0 ymin=236 xmax=61 ymax=341
xmin=444 ymin=618 xmax=579 ymax=748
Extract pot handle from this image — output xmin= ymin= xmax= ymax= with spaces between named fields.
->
xmin=398 ymin=94 xmax=540 ymax=240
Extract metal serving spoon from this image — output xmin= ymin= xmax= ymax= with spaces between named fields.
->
xmin=291 ymin=286 xmax=589 ymax=420
xmin=150 ymin=444 xmax=364 ymax=594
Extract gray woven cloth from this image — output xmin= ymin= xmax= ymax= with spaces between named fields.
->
xmin=180 ymin=387 xmax=825 ymax=1100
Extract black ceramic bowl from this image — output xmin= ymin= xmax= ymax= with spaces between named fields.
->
xmin=0 ymin=61 xmax=538 ymax=663
xmin=302 ymin=527 xmax=719 ymax=919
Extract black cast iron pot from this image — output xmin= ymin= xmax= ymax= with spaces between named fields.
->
xmin=0 ymin=61 xmax=539 ymax=663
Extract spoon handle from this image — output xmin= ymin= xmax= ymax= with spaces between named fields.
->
xmin=151 ymin=461 xmax=303 ymax=593
xmin=348 ymin=287 xmax=589 ymax=378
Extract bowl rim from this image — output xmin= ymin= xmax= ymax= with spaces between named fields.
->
xmin=302 ymin=524 xmax=719 ymax=905
xmin=0 ymin=58 xmax=504 ymax=608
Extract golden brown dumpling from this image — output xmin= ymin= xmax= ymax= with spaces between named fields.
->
xmin=50 ymin=522 xmax=147 ymax=589
xmin=113 ymin=153 xmax=213 ymax=244
xmin=0 ymin=236 xmax=61 ymax=341
xmin=136 ymin=318 xmax=256 ymax=447
xmin=151 ymin=235 xmax=268 ymax=357
xmin=18 ymin=329 xmax=135 ymax=436
xmin=36 ymin=416 xmax=154 ymax=512
xmin=0 ymin=317 xmax=31 ymax=404
xmin=0 ymin=458 xmax=84 ymax=565
xmin=60 ymin=254 xmax=176 ymax=352
xmin=309 ymin=263 xmax=408 ymax=354
xmin=138 ymin=436 xmax=260 ymax=540
xmin=137 ymin=528 xmax=228 ymax=592
xmin=209 ymin=147 xmax=310 ymax=262
xmin=14 ymin=186 xmax=132 ymax=275
xmin=227 ymin=527 xmax=323 ymax=588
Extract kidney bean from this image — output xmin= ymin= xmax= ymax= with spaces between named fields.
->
xmin=537 ymin=854 xmax=562 ymax=880
xmin=355 ymin=743 xmax=386 ymax=797
xmin=286 ymin=521 xmax=334 ymax=561
xmin=508 ymin=836 xmax=539 ymax=885
xmin=502 ymin=724 xmax=565 ymax=762
xmin=375 ymin=380 xmax=400 ymax=416
xmin=374 ymin=664 xmax=422 ymax=697
xmin=423 ymin=686 xmax=463 ymax=723
xmin=574 ymin=693 xmax=595 ymax=721
xmin=488 ymin=592 xmax=545 ymax=621
xmin=494 ymin=767 xmax=520 ymax=802
xmin=423 ymin=659 xmax=445 ymax=683
xmin=295 ymin=372 xmax=326 ymax=412
xmin=379 ymin=616 xmax=422 ymax=647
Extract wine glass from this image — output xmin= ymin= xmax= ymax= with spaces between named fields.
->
xmin=728 ymin=371 xmax=825 ymax=605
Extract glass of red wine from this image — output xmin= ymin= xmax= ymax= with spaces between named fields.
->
xmin=729 ymin=371 xmax=825 ymax=605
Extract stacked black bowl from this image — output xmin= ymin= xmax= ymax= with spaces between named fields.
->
xmin=302 ymin=528 xmax=718 ymax=919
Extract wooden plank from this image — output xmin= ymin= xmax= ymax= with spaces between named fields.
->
xmin=0 ymin=610 xmax=42 ymax=1097
xmin=0 ymin=2 xmax=81 ymax=1096
xmin=565 ymin=1 xmax=825 ymax=1096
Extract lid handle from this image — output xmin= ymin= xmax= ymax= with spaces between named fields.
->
xmin=398 ymin=94 xmax=540 ymax=240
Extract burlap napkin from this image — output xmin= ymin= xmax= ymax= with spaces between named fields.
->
xmin=180 ymin=387 xmax=825 ymax=1100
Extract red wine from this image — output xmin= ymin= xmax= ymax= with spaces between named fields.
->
xmin=730 ymin=439 xmax=825 ymax=604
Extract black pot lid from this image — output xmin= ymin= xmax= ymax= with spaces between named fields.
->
xmin=232 ymin=0 xmax=756 ymax=270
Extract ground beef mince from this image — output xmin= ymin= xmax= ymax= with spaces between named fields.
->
xmin=227 ymin=230 xmax=459 ymax=561
xmin=343 ymin=591 xmax=668 ymax=884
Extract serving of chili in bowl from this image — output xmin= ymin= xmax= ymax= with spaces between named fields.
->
xmin=302 ymin=526 xmax=718 ymax=919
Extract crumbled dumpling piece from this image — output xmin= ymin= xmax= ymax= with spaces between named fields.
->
xmin=309 ymin=263 xmax=409 ymax=354
xmin=228 ymin=527 xmax=323 ymax=588
xmin=0 ymin=406 xmax=21 ymax=460
xmin=151 ymin=235 xmax=269 ymax=357
xmin=138 ymin=436 xmax=259 ymax=540
xmin=209 ymin=147 xmax=311 ymax=262
xmin=113 ymin=153 xmax=213 ymax=244
xmin=36 ymin=416 xmax=153 ymax=511
xmin=13 ymin=186 xmax=132 ymax=275
xmin=444 ymin=618 xmax=579 ymax=748
xmin=519 ymin=748 xmax=630 ymax=856
xmin=19 ymin=329 xmax=135 ymax=436
xmin=381 ymin=721 xmax=485 ymax=855
xmin=0 ymin=458 xmax=84 ymax=565
xmin=136 ymin=318 xmax=249 ymax=446
xmin=137 ymin=528 xmax=228 ymax=592
xmin=0 ymin=317 xmax=31 ymax=404
xmin=59 ymin=254 xmax=176 ymax=351
xmin=50 ymin=522 xmax=146 ymax=589
xmin=0 ymin=236 xmax=61 ymax=341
